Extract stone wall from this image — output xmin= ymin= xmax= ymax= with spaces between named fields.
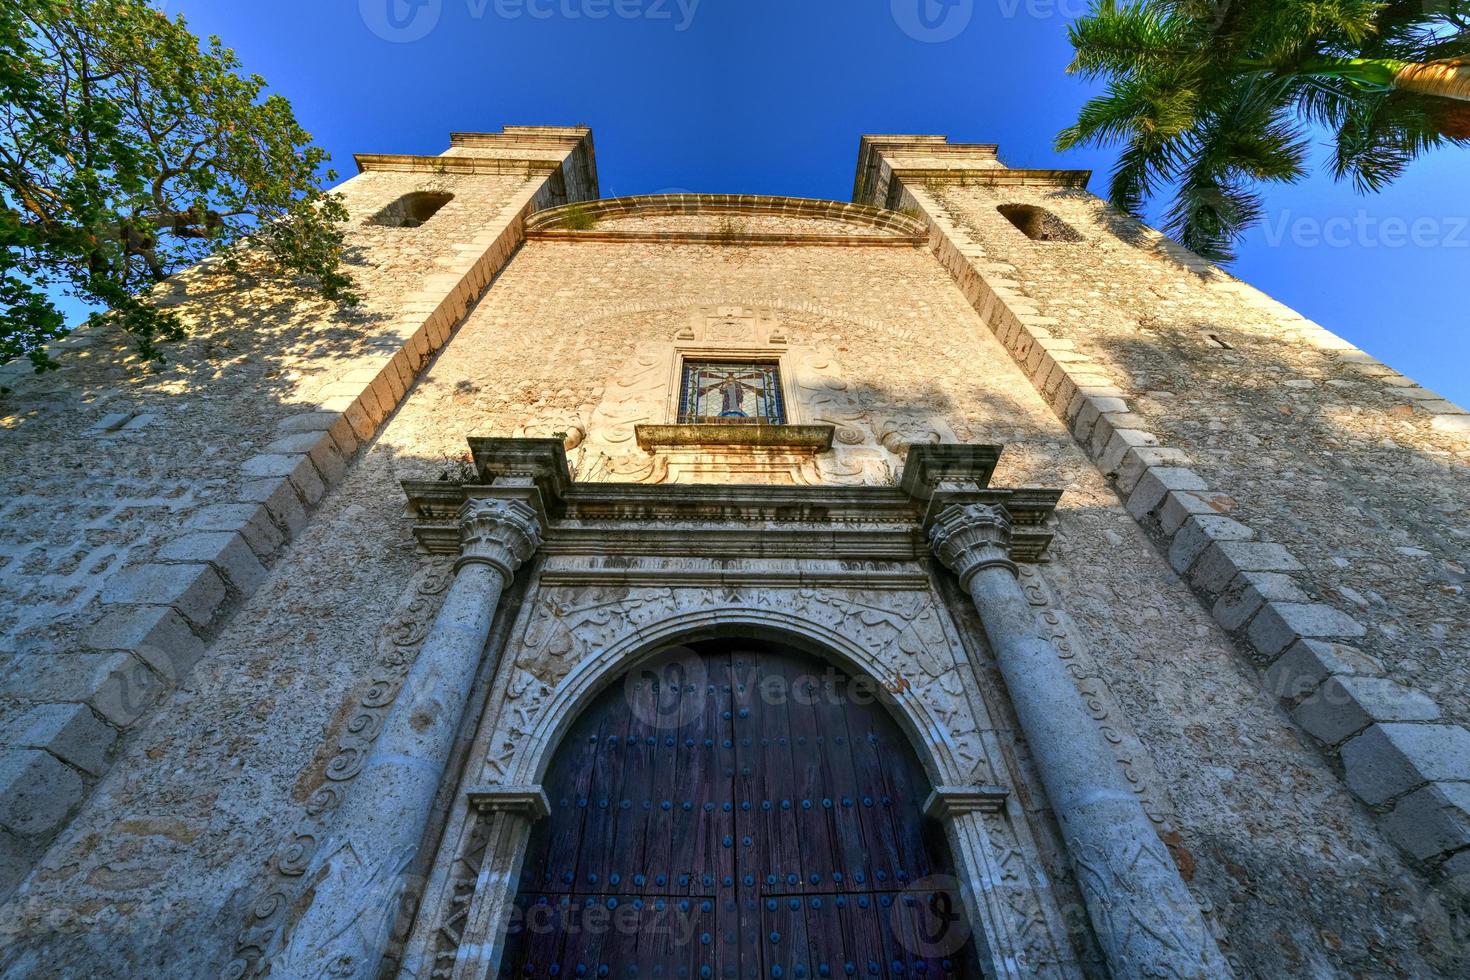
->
xmin=2 ymin=190 xmax=1457 ymax=975
xmin=859 ymin=133 xmax=1470 ymax=950
xmin=0 ymin=127 xmax=597 ymax=901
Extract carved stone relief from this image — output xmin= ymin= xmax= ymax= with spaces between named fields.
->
xmin=572 ymin=306 xmax=960 ymax=487
xmin=405 ymin=578 xmax=1086 ymax=977
xmin=224 ymin=561 xmax=456 ymax=979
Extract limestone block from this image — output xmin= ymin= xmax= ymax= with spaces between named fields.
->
xmin=241 ymin=453 xmax=326 ymax=505
xmin=1247 ymin=601 xmax=1366 ymax=660
xmin=84 ymin=605 xmax=204 ymax=679
xmin=343 ymin=397 xmax=376 ymax=441
xmin=186 ymin=503 xmax=284 ymax=559
xmin=1263 ymin=639 xmax=1384 ymax=702
xmin=265 ymin=431 xmax=347 ymax=485
xmin=1189 ymin=542 xmax=1304 ymax=598
xmin=158 ymin=531 xmax=268 ymax=594
xmin=0 ymin=828 xmax=25 ymax=900
xmin=1213 ymin=571 xmax=1309 ymax=632
xmin=1442 ymin=849 xmax=1470 ymax=898
xmin=1157 ymin=489 xmax=1236 ymax=536
xmin=239 ymin=478 xmax=309 ymax=536
xmin=275 ymin=411 xmax=340 ymax=434
xmin=100 ymin=562 xmax=227 ymax=629
xmin=1293 ymin=676 xmax=1440 ymax=747
xmin=1125 ymin=467 xmax=1209 ymax=522
xmin=1341 ymin=723 xmax=1470 ymax=806
xmin=1430 ymin=415 xmax=1470 ymax=435
xmin=0 ymin=703 xmax=114 ymax=776
xmin=0 ymin=749 xmax=83 ymax=836
xmin=1099 ymin=428 xmax=1160 ymax=477
xmin=1088 ymin=413 xmax=1149 ymax=462
xmin=1169 ymin=515 xmax=1254 ymax=575
xmin=1115 ymin=445 xmax=1192 ymax=496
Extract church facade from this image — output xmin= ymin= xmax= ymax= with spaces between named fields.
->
xmin=0 ymin=126 xmax=1467 ymax=978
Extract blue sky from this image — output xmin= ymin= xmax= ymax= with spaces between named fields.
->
xmin=155 ymin=0 xmax=1467 ymax=403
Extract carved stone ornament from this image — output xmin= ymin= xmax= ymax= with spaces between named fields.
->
xmin=457 ymin=498 xmax=542 ymax=577
xmin=928 ymin=502 xmax=1019 ymax=586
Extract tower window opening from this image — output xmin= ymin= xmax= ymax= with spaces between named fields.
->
xmin=997 ymin=204 xmax=1082 ymax=242
xmin=368 ymin=191 xmax=454 ymax=228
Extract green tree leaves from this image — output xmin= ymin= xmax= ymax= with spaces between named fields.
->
xmin=1058 ymin=0 xmax=1470 ymax=261
xmin=0 ymin=0 xmax=355 ymax=375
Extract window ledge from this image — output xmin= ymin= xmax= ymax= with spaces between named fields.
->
xmin=635 ymin=424 xmax=835 ymax=452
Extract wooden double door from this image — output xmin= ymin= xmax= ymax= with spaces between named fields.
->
xmin=499 ymin=639 xmax=980 ymax=980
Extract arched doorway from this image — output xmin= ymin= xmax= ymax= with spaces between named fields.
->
xmin=498 ymin=638 xmax=982 ymax=979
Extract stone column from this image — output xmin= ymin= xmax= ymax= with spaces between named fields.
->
xmin=270 ymin=497 xmax=542 ymax=979
xmin=450 ymin=786 xmax=552 ymax=980
xmin=930 ymin=503 xmax=1230 ymax=978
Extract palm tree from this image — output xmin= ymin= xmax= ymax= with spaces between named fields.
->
xmin=1057 ymin=0 xmax=1470 ymax=261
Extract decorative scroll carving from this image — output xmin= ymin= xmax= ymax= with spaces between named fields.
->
xmin=223 ymin=563 xmax=455 ymax=979
xmin=458 ymin=498 xmax=542 ymax=578
xmin=1016 ymin=564 xmax=1180 ymax=836
xmin=929 ymin=503 xmax=1019 ymax=585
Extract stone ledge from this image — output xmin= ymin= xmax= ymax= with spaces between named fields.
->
xmin=1170 ymin=515 xmax=1254 ymax=576
xmin=1189 ymin=542 xmax=1303 ymax=599
xmin=1263 ymin=639 xmax=1384 ymax=704
xmin=0 ymin=703 xmax=115 ymax=777
xmin=158 ymin=532 xmax=268 ymax=595
xmin=1383 ymin=783 xmax=1470 ymax=863
xmin=1341 ymin=723 xmax=1470 ymax=806
xmin=1213 ymin=571 xmax=1309 ymax=633
xmin=1246 ymin=601 xmax=1366 ymax=661
xmin=100 ymin=562 xmax=227 ymax=631
xmin=1294 ymin=676 xmax=1440 ymax=747
xmin=0 ymin=749 xmax=82 ymax=837
xmin=84 ymin=606 xmax=204 ymax=680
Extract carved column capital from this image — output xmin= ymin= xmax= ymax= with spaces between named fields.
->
xmin=457 ymin=498 xmax=543 ymax=578
xmin=928 ymin=503 xmax=1017 ymax=587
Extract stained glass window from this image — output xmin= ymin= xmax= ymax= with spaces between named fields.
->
xmin=677 ymin=361 xmax=786 ymax=425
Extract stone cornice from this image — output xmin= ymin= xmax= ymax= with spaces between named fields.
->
xmin=634 ymin=423 xmax=835 ymax=451
xmin=400 ymin=439 xmax=1061 ymax=565
xmin=525 ymin=194 xmax=927 ymax=241
xmin=888 ymin=167 xmax=1092 ymax=189
xmin=353 ymin=153 xmax=562 ymax=176
xmin=465 ymin=785 xmax=551 ymax=820
xmin=923 ymin=785 xmax=1011 ymax=819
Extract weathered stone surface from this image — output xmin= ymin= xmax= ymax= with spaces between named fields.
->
xmin=1114 ymin=445 xmax=1192 ymax=496
xmin=1168 ymin=514 xmax=1254 ymax=575
xmin=1294 ymin=676 xmax=1441 ymax=747
xmin=1247 ymin=601 xmax=1367 ymax=660
xmin=1263 ymin=639 xmax=1384 ymax=702
xmin=1213 ymin=571 xmax=1309 ymax=632
xmin=0 ymin=749 xmax=83 ymax=835
xmin=1189 ymin=542 xmax=1304 ymax=598
xmin=1125 ymin=466 xmax=1208 ymax=522
xmin=100 ymin=562 xmax=227 ymax=629
xmin=84 ymin=605 xmax=204 ymax=680
xmin=1382 ymin=783 xmax=1470 ymax=862
xmin=0 ymin=131 xmax=1464 ymax=979
xmin=1341 ymin=724 xmax=1470 ymax=805
xmin=0 ymin=703 xmax=114 ymax=776
xmin=239 ymin=477 xmax=309 ymax=535
xmin=186 ymin=503 xmax=284 ymax=559
xmin=158 ymin=532 xmax=268 ymax=595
